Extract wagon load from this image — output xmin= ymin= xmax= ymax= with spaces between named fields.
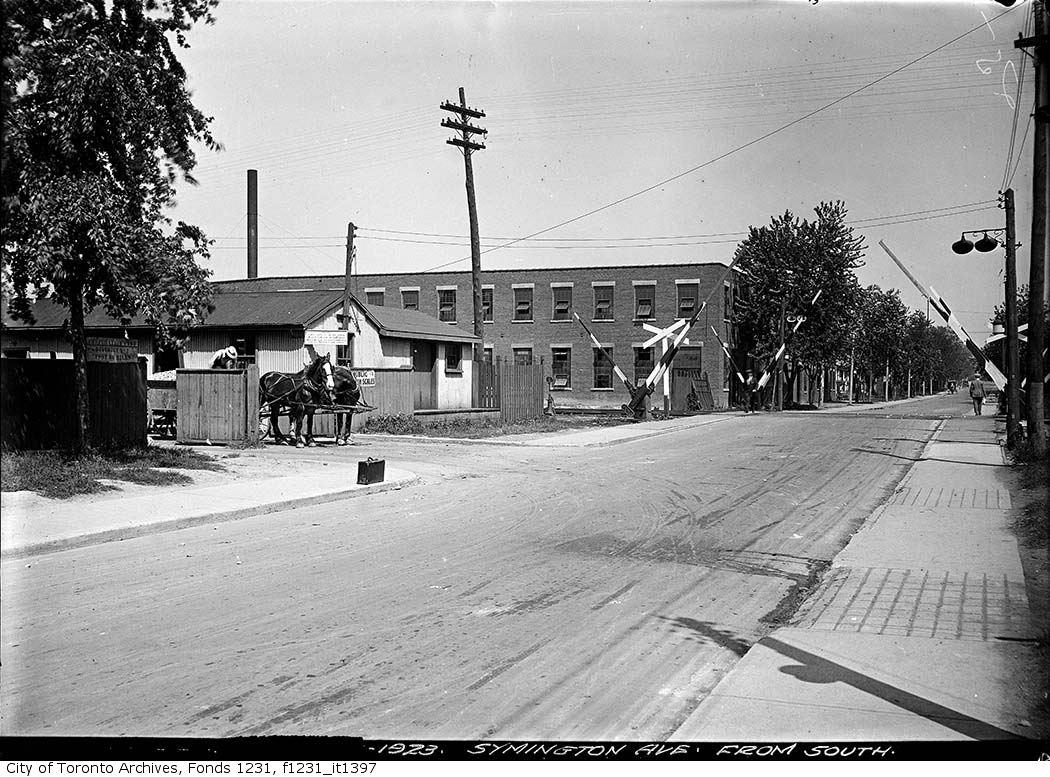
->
xmin=146 ymin=370 xmax=177 ymax=437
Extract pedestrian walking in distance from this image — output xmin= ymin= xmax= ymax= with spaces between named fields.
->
xmin=968 ymin=373 xmax=986 ymax=416
xmin=745 ymin=370 xmax=759 ymax=413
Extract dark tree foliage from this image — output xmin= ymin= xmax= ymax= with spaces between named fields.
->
xmin=731 ymin=201 xmax=865 ymax=400
xmin=1 ymin=0 xmax=220 ymax=451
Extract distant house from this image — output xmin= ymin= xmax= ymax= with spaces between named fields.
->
xmin=2 ymin=287 xmax=481 ymax=417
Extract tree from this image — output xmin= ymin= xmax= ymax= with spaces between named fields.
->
xmin=928 ymin=324 xmax=974 ymax=389
xmin=854 ymin=285 xmax=908 ymax=401
xmin=902 ymin=310 xmax=934 ymax=397
xmin=2 ymin=0 xmax=219 ymax=452
xmin=732 ymin=201 xmax=865 ymax=405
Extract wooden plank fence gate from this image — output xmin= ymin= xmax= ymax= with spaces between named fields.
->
xmin=176 ymin=366 xmax=260 ymax=445
xmin=473 ymin=358 xmax=545 ymax=423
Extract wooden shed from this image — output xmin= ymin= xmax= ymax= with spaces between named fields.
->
xmin=179 ymin=288 xmax=480 ymax=429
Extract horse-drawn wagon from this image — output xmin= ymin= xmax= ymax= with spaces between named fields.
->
xmin=146 ymin=370 xmax=178 ymax=438
xmin=146 ymin=359 xmax=375 ymax=445
xmin=258 ymin=356 xmax=376 ymax=447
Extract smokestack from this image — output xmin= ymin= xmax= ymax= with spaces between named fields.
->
xmin=247 ymin=169 xmax=258 ymax=279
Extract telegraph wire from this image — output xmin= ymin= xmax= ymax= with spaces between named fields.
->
xmin=419 ymin=7 xmax=1023 ymax=273
xmin=421 ymin=6 xmax=1022 ymax=272
xmin=207 ymin=199 xmax=998 ymax=243
xmin=1006 ymin=110 xmax=1035 ymax=189
xmin=1001 ymin=3 xmax=1034 ymax=192
xmin=207 ymin=200 xmax=1001 ymax=251
xmin=190 ymin=39 xmax=1014 ymax=183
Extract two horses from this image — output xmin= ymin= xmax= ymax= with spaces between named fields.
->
xmin=259 ymin=355 xmax=361 ymax=447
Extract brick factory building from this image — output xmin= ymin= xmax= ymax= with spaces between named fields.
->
xmin=214 ymin=261 xmax=743 ymax=410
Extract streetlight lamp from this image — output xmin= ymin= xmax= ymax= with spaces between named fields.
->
xmin=950 ymin=188 xmax=1021 ymax=447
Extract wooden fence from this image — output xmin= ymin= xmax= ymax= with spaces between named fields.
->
xmin=176 ymin=366 xmax=260 ymax=444
xmin=0 ymin=359 xmax=147 ymax=450
xmin=472 ymin=361 xmax=499 ymax=410
xmin=497 ymin=358 xmax=546 ymax=423
xmin=308 ymin=368 xmax=414 ymax=436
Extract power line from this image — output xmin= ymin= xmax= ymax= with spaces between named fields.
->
xmin=1006 ymin=110 xmax=1035 ymax=189
xmin=418 ymin=4 xmax=1023 ymax=274
xmin=207 ymin=199 xmax=998 ymax=244
xmin=207 ymin=200 xmax=1001 ymax=251
xmin=1001 ymin=3 xmax=1034 ymax=191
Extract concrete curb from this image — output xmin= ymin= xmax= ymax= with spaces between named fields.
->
xmin=1 ymin=474 xmax=421 ymax=561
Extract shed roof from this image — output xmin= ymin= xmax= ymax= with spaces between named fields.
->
xmin=356 ymin=302 xmax=479 ymax=344
xmin=3 ymin=289 xmax=479 ymax=345
xmin=2 ymin=298 xmax=151 ymax=330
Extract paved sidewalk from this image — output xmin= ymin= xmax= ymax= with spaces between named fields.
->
xmin=1 ymin=461 xmax=418 ymax=560
xmin=672 ymin=412 xmax=1043 ymax=741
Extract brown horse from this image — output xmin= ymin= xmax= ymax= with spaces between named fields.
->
xmin=332 ymin=366 xmax=362 ymax=445
xmin=259 ymin=354 xmax=335 ymax=447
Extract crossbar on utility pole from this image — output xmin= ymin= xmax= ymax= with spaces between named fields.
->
xmin=442 ymin=87 xmax=487 ymax=361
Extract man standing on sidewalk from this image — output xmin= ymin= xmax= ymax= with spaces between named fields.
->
xmin=968 ymin=372 xmax=987 ymax=416
xmin=745 ymin=370 xmax=759 ymax=413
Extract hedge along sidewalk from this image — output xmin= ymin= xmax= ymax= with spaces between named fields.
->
xmin=1 ymin=460 xmax=419 ymax=560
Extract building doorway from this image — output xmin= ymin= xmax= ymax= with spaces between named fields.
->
xmin=412 ymin=341 xmax=436 ymax=410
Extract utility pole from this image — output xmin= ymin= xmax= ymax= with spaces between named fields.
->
xmin=1004 ymin=189 xmax=1022 ymax=448
xmin=441 ymin=88 xmax=487 ymax=361
xmin=848 ymin=345 xmax=855 ymax=405
xmin=776 ymin=298 xmax=786 ymax=410
xmin=1016 ymin=1 xmax=1048 ymax=456
xmin=342 ymin=222 xmax=356 ymax=366
xmin=247 ymin=169 xmax=258 ymax=279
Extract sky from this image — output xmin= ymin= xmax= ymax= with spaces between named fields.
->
xmin=168 ymin=0 xmax=1042 ymax=338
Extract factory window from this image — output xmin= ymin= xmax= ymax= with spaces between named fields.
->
xmin=551 ymin=286 xmax=572 ymax=321
xmin=634 ymin=347 xmax=655 ymax=385
xmin=514 ymin=287 xmax=533 ymax=322
xmin=551 ymin=347 xmax=571 ymax=389
xmin=365 ymin=290 xmax=384 ymax=306
xmin=593 ymin=346 xmax=614 ymax=389
xmin=438 ymin=289 xmax=457 ymax=322
xmin=482 ymin=287 xmax=494 ymax=323
xmin=513 ymin=347 xmax=533 ymax=366
xmin=593 ymin=285 xmax=614 ymax=321
xmin=402 ymin=289 xmax=419 ymax=310
xmin=634 ymin=284 xmax=656 ymax=320
xmin=677 ymin=283 xmax=698 ymax=319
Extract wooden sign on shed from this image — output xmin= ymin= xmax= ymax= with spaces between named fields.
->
xmin=86 ymin=337 xmax=138 ymax=363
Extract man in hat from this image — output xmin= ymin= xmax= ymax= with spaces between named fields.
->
xmin=745 ymin=369 xmax=759 ymax=413
xmin=967 ymin=372 xmax=986 ymax=416
xmin=210 ymin=345 xmax=238 ymax=369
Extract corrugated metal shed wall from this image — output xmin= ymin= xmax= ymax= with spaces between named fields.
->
xmin=258 ymin=330 xmax=306 ymax=373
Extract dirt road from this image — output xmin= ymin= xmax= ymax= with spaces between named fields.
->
xmin=1 ymin=394 xmax=973 ymax=739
